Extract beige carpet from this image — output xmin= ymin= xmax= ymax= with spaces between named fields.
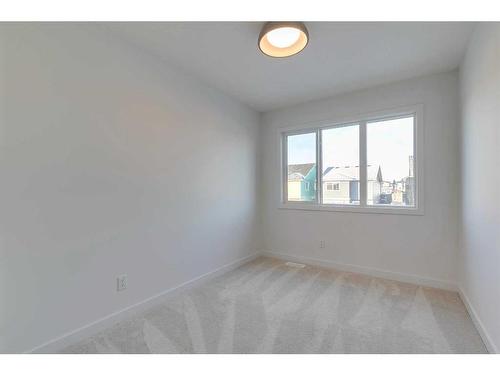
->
xmin=61 ymin=257 xmax=486 ymax=353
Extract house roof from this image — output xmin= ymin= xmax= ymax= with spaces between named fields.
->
xmin=287 ymin=163 xmax=315 ymax=179
xmin=323 ymin=165 xmax=382 ymax=182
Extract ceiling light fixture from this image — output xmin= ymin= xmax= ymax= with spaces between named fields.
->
xmin=258 ymin=22 xmax=309 ymax=58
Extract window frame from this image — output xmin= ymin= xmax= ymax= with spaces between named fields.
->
xmin=278 ymin=105 xmax=424 ymax=215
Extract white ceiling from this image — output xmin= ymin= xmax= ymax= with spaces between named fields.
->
xmin=105 ymin=22 xmax=475 ymax=112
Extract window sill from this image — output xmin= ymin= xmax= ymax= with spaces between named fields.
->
xmin=278 ymin=203 xmax=424 ymax=216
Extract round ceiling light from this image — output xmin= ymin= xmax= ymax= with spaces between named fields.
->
xmin=258 ymin=22 xmax=309 ymax=58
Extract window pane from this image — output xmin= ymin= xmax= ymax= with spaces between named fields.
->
xmin=321 ymin=124 xmax=359 ymax=205
xmin=367 ymin=116 xmax=415 ymax=206
xmin=287 ymin=132 xmax=317 ymax=202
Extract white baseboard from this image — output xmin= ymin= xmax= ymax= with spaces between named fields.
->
xmin=261 ymin=250 xmax=458 ymax=292
xmin=458 ymin=287 xmax=498 ymax=354
xmin=28 ymin=252 xmax=260 ymax=354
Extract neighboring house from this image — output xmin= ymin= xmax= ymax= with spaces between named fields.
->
xmin=380 ymin=156 xmax=415 ymax=206
xmin=402 ymin=176 xmax=415 ymax=205
xmin=287 ymin=163 xmax=316 ymax=201
xmin=287 ymin=163 xmax=382 ymax=204
xmin=322 ymin=165 xmax=383 ymax=204
xmin=403 ymin=156 xmax=416 ymax=206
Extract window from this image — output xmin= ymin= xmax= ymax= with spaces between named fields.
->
xmin=326 ymin=183 xmax=341 ymax=191
xmin=285 ymin=132 xmax=317 ymax=202
xmin=281 ymin=111 xmax=419 ymax=213
xmin=367 ymin=116 xmax=414 ymax=207
xmin=322 ymin=124 xmax=359 ymax=205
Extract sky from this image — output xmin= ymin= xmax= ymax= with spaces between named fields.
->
xmin=287 ymin=117 xmax=414 ymax=182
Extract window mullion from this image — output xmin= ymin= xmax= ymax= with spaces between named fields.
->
xmin=359 ymin=121 xmax=367 ymax=207
xmin=282 ymin=135 xmax=288 ymax=204
xmin=317 ymin=129 xmax=322 ymax=205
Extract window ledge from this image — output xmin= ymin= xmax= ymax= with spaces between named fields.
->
xmin=278 ymin=203 xmax=424 ymax=216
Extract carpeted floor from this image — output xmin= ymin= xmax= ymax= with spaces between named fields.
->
xmin=61 ymin=257 xmax=487 ymax=354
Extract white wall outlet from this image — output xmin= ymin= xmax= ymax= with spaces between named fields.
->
xmin=116 ymin=274 xmax=127 ymax=292
xmin=320 ymin=240 xmax=325 ymax=248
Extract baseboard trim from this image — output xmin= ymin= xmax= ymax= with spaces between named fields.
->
xmin=28 ymin=252 xmax=260 ymax=354
xmin=458 ymin=287 xmax=498 ymax=354
xmin=261 ymin=251 xmax=458 ymax=292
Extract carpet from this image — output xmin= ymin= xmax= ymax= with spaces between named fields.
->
xmin=61 ymin=257 xmax=486 ymax=353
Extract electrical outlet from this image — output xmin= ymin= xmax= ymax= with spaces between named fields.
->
xmin=320 ymin=240 xmax=325 ymax=248
xmin=117 ymin=274 xmax=127 ymax=292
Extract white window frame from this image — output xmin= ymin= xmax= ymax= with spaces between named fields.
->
xmin=278 ymin=105 xmax=424 ymax=215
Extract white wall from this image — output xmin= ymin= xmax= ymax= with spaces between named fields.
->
xmin=260 ymin=71 xmax=460 ymax=288
xmin=0 ymin=24 xmax=260 ymax=353
xmin=459 ymin=24 xmax=500 ymax=353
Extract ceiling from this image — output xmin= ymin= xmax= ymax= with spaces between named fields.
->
xmin=105 ymin=22 xmax=475 ymax=112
